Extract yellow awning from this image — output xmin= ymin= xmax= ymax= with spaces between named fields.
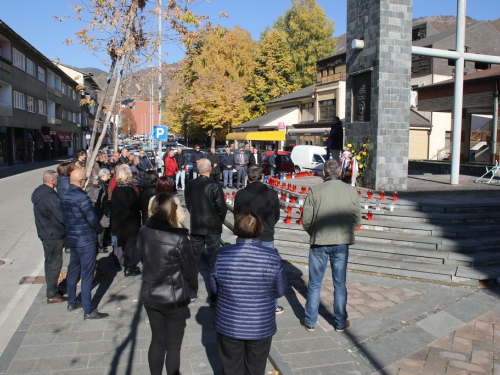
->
xmin=247 ymin=131 xmax=286 ymax=141
xmin=226 ymin=132 xmax=250 ymax=141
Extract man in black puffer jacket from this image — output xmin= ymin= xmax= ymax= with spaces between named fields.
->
xmin=184 ymin=158 xmax=227 ymax=303
xmin=32 ymin=170 xmax=66 ymax=304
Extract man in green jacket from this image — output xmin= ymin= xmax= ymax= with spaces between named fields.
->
xmin=300 ymin=159 xmax=361 ymax=333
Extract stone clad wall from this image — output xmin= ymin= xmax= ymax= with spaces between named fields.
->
xmin=346 ymin=0 xmax=413 ymax=190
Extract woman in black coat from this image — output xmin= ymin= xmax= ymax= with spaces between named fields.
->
xmin=139 ymin=170 xmax=159 ymax=225
xmin=110 ymin=165 xmax=142 ymax=277
xmin=137 ymin=193 xmax=198 ymax=375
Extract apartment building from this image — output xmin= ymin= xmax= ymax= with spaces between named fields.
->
xmin=0 ymin=19 xmax=81 ymax=165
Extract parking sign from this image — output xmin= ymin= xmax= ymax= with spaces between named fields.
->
xmin=153 ymin=126 xmax=168 ymax=140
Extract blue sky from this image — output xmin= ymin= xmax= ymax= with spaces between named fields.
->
xmin=1 ymin=0 xmax=499 ymax=70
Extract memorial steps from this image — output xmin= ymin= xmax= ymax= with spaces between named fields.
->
xmin=223 ymin=185 xmax=500 ymax=287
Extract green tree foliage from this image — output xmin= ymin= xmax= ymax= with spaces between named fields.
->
xmin=274 ymin=0 xmax=336 ymax=87
xmin=120 ymin=107 xmax=137 ymax=135
xmin=246 ymin=28 xmax=300 ymax=116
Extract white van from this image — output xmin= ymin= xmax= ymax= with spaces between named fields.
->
xmin=290 ymin=145 xmax=327 ymax=174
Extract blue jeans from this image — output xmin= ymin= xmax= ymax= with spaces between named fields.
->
xmin=261 ymin=241 xmax=279 ymax=309
xmin=223 ymin=170 xmax=233 ymax=187
xmin=67 ymin=243 xmax=97 ymax=314
xmin=176 ymin=170 xmax=185 ymax=189
xmin=304 ymin=244 xmax=349 ymax=328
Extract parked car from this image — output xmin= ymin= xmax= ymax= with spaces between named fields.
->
xmin=261 ymin=151 xmax=295 ymax=176
xmin=290 ymin=145 xmax=327 ymax=174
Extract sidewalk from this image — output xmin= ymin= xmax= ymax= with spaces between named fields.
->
xmin=0 ymin=157 xmax=71 ymax=179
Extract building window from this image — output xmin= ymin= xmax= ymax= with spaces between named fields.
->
xmin=27 ymin=96 xmax=36 ymax=113
xmin=72 ymin=89 xmax=77 ymax=101
xmin=319 ymin=99 xmax=336 ymax=121
xmin=37 ymin=66 xmax=46 ymax=82
xmin=38 ymin=100 xmax=47 ymax=115
xmin=62 ymin=109 xmax=68 ymax=120
xmin=13 ymin=48 xmax=26 ymax=71
xmin=72 ymin=112 xmax=77 ymax=123
xmin=301 ymin=102 xmax=314 ymax=122
xmin=13 ymin=91 xmax=26 ymax=109
xmin=62 ymin=83 xmax=67 ymax=95
xmin=27 ymin=59 xmax=37 ymax=77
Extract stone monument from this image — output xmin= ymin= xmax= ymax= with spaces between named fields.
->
xmin=345 ymin=0 xmax=413 ymax=190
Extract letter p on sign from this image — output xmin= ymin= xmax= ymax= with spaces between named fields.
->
xmin=154 ymin=126 xmax=168 ymax=140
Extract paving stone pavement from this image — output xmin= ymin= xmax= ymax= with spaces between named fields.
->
xmin=0 ymin=252 xmax=277 ymax=375
xmin=3 ymin=173 xmax=500 ymax=374
xmin=270 ymin=262 xmax=500 ymax=375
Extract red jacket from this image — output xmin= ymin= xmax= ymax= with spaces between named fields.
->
xmin=164 ymin=156 xmax=178 ymax=176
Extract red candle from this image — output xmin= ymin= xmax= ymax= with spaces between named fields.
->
xmin=290 ymin=196 xmax=296 ymax=204
xmin=356 ymin=224 xmax=362 ymax=232
xmin=380 ymin=191 xmax=385 ymax=200
xmin=282 ymin=182 xmax=286 ymax=189
xmin=288 ymin=183 xmax=292 ymax=190
xmin=357 ymin=189 xmax=361 ymax=196
xmin=367 ymin=211 xmax=373 ymax=221
xmin=284 ymin=216 xmax=291 ymax=224
xmin=296 ymin=217 xmax=303 ymax=225
xmin=298 ymin=207 xmax=303 ymax=215
xmin=301 ymin=186 xmax=306 ymax=194
xmin=224 ymin=194 xmax=228 ymax=201
xmin=367 ymin=190 xmax=373 ymax=199
xmin=393 ymin=191 xmax=398 ymax=201
xmin=314 ymin=171 xmax=319 ymax=176
xmin=232 ymin=192 xmax=236 ymax=199
xmin=286 ymin=206 xmax=292 ymax=214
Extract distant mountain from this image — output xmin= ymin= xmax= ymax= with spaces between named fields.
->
xmin=335 ymin=15 xmax=500 ymax=54
xmin=75 ymin=64 xmax=179 ymax=104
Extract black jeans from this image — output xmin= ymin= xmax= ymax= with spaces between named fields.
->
xmin=190 ymin=233 xmax=221 ymax=266
xmin=217 ymin=333 xmax=272 ymax=375
xmin=145 ymin=306 xmax=188 ymax=375
xmin=42 ymin=239 xmax=64 ymax=298
xmin=119 ymin=235 xmax=137 ymax=267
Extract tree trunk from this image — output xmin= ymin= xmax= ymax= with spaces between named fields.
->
xmin=85 ymin=60 xmax=116 ymax=178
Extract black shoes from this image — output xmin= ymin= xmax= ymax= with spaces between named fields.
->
xmin=83 ymin=309 xmax=109 ymax=321
xmin=300 ymin=319 xmax=315 ymax=332
xmin=124 ymin=265 xmax=141 ymax=277
xmin=47 ymin=295 xmax=67 ymax=304
xmin=67 ymin=301 xmax=83 ymax=311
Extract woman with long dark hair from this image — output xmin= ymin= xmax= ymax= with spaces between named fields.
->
xmin=137 ymin=193 xmax=198 ymax=375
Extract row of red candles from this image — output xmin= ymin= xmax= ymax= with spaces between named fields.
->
xmin=358 ymin=189 xmax=399 ymax=201
xmin=270 ymin=182 xmax=311 ymax=194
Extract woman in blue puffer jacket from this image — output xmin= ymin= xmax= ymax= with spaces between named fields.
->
xmin=210 ymin=212 xmax=288 ymax=375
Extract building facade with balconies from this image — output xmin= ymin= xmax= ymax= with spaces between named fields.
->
xmin=0 ymin=19 xmax=81 ymax=165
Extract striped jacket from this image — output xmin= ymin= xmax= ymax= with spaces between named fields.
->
xmin=209 ymin=238 xmax=287 ymax=340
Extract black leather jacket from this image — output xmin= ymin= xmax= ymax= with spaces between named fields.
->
xmin=137 ymin=217 xmax=198 ymax=310
xmin=185 ymin=175 xmax=227 ymax=235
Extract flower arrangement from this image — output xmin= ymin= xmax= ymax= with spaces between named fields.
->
xmin=340 ymin=138 xmax=372 ymax=186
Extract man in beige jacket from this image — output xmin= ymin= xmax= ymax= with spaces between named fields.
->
xmin=300 ymin=159 xmax=361 ymax=332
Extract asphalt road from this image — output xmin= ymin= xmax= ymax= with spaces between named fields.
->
xmin=0 ymin=163 xmax=61 ymax=356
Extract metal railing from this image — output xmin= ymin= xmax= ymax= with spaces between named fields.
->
xmin=47 ymin=117 xmax=56 ymax=124
xmin=317 ymin=72 xmax=347 ymax=84
xmin=0 ymin=59 xmax=11 ymax=73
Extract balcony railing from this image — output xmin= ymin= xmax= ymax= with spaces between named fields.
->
xmin=55 ymin=119 xmax=62 ymax=125
xmin=47 ymin=86 xmax=54 ymax=95
xmin=317 ymin=72 xmax=347 ymax=84
xmin=55 ymin=90 xmax=62 ymax=98
xmin=48 ymin=117 xmax=56 ymax=124
xmin=0 ymin=58 xmax=12 ymax=74
xmin=0 ymin=103 xmax=12 ymax=117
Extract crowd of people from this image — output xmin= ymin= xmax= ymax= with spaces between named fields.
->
xmin=31 ymin=133 xmax=360 ymax=374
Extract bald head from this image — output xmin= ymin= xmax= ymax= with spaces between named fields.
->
xmin=70 ymin=169 xmax=87 ymax=188
xmin=198 ymin=158 xmax=212 ymax=175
